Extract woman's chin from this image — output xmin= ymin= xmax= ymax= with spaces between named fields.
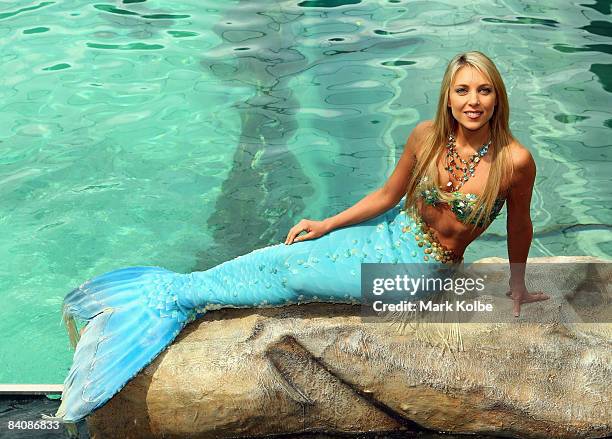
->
xmin=458 ymin=118 xmax=491 ymax=132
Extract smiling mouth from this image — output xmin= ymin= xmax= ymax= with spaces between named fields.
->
xmin=464 ymin=111 xmax=483 ymax=119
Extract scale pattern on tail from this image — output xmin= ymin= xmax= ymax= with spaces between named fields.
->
xmin=55 ymin=205 xmax=448 ymax=422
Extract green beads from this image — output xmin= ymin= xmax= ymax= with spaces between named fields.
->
xmin=418 ymin=179 xmax=505 ymax=227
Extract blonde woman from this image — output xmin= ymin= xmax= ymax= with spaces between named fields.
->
xmin=286 ymin=51 xmax=549 ymax=316
xmin=55 ymin=51 xmax=548 ymax=422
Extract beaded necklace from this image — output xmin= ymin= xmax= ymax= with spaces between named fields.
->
xmin=444 ymin=134 xmax=491 ymax=191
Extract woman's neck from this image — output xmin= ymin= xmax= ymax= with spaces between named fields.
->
xmin=454 ymin=123 xmax=491 ymax=152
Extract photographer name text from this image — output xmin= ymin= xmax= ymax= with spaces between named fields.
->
xmin=372 ymin=299 xmax=493 ymax=312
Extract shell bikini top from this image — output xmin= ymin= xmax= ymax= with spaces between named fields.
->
xmin=418 ymin=177 xmax=505 ymax=227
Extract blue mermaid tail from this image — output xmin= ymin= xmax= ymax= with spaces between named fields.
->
xmin=55 ymin=266 xmax=196 ymax=422
xmin=55 ymin=204 xmax=454 ymax=422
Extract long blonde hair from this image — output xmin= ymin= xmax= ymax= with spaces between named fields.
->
xmin=404 ymin=51 xmax=514 ymax=227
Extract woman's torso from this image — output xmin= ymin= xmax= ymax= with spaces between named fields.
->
xmin=414 ymin=130 xmax=511 ymax=257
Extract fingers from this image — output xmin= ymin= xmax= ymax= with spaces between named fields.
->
xmin=284 ymin=223 xmax=299 ymax=245
xmin=284 ymin=229 xmax=292 ymax=245
xmin=285 ymin=221 xmax=309 ymax=245
xmin=285 ymin=229 xmax=314 ymax=245
xmin=293 ymin=231 xmax=315 ymax=243
xmin=284 ymin=228 xmax=298 ymax=245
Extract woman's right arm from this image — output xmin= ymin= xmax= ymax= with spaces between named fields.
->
xmin=285 ymin=121 xmax=429 ymax=245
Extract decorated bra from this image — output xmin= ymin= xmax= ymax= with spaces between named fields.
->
xmin=418 ymin=177 xmax=505 ymax=227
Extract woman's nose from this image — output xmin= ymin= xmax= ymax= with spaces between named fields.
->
xmin=468 ymin=91 xmax=480 ymax=105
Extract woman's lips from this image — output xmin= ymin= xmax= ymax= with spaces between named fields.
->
xmin=465 ymin=111 xmax=482 ymax=119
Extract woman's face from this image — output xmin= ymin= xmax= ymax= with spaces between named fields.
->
xmin=448 ymin=66 xmax=497 ymax=133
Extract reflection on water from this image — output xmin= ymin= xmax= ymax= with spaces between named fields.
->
xmin=198 ymin=2 xmax=314 ymax=269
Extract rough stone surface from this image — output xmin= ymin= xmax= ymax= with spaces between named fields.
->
xmin=86 ymin=257 xmax=611 ymax=439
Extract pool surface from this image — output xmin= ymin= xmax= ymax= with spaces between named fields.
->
xmin=0 ymin=0 xmax=610 ymax=383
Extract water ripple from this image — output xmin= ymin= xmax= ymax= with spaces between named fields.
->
xmin=23 ymin=26 xmax=49 ymax=34
xmin=0 ymin=1 xmax=54 ymax=21
xmin=86 ymin=42 xmax=164 ymax=50
xmin=553 ymin=43 xmax=612 ymax=55
xmin=482 ymin=16 xmax=559 ymax=27
xmin=298 ymin=0 xmax=362 ymax=8
xmin=93 ymin=4 xmax=190 ymax=19
xmin=42 ymin=62 xmax=70 ymax=71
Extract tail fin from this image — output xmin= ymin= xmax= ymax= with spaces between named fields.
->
xmin=54 ymin=266 xmax=194 ymax=422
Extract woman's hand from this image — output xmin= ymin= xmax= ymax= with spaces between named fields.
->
xmin=284 ymin=219 xmax=331 ymax=245
xmin=282 ymin=124 xmax=424 ymax=245
xmin=506 ymin=285 xmax=550 ymax=317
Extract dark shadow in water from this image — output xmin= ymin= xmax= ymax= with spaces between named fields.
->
xmin=552 ymin=43 xmax=612 ymax=55
xmin=554 ymin=114 xmax=589 ymax=124
xmin=481 ymin=17 xmax=559 ymax=27
xmin=297 ymin=0 xmax=362 ymax=7
xmin=196 ymin=3 xmax=315 ymax=269
xmin=580 ymin=20 xmax=612 ymax=37
xmin=590 ymin=63 xmax=612 ymax=92
xmin=93 ymin=4 xmax=189 ymax=20
xmin=581 ymin=0 xmax=611 ymax=15
xmin=194 ymin=2 xmax=424 ymax=269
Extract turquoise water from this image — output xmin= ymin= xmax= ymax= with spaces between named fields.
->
xmin=0 ymin=0 xmax=610 ymax=384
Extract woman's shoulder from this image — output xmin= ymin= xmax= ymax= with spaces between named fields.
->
xmin=409 ymin=120 xmax=435 ymax=156
xmin=507 ymin=140 xmax=536 ymax=172
xmin=414 ymin=119 xmax=435 ymax=137
xmin=506 ymin=140 xmax=536 ymax=191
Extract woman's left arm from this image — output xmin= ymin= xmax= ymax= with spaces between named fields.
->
xmin=506 ymin=144 xmax=548 ymax=316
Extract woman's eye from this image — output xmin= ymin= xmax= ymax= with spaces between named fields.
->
xmin=480 ymin=88 xmax=492 ymax=94
xmin=455 ymin=88 xmax=466 ymax=93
